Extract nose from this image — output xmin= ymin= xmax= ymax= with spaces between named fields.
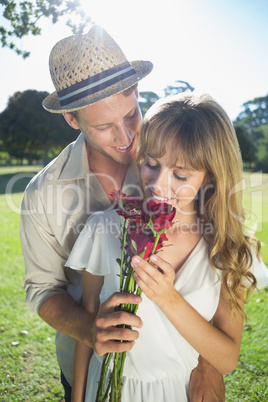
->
xmin=114 ymin=121 xmax=132 ymax=145
xmin=150 ymin=169 xmax=172 ymax=197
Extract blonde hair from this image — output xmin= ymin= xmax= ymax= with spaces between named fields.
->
xmin=137 ymin=92 xmax=260 ymax=314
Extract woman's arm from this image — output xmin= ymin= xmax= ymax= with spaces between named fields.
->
xmin=71 ymin=271 xmax=104 ymax=402
xmin=131 ymin=254 xmax=244 ymax=375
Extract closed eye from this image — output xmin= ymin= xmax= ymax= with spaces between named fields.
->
xmin=145 ymin=162 xmax=159 ymax=170
xmin=94 ymin=124 xmax=112 ymax=131
xmin=174 ymin=173 xmax=187 ymax=181
xmin=124 ymin=109 xmax=138 ymax=120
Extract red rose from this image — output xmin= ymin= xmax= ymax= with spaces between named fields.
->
xmin=129 ymin=228 xmax=168 ymax=259
xmin=110 ymin=190 xmax=144 ymax=220
xmin=130 ymin=232 xmax=161 ymax=259
xmin=116 ymin=208 xmax=142 ymax=221
xmin=142 ymin=200 xmax=176 ymax=232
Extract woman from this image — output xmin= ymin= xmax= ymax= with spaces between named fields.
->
xmin=66 ymin=92 xmax=268 ymax=401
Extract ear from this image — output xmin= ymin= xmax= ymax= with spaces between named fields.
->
xmin=134 ymin=87 xmax=139 ymax=99
xmin=63 ymin=112 xmax=80 ymax=130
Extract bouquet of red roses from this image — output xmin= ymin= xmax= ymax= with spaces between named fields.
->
xmin=95 ymin=191 xmax=176 ymax=401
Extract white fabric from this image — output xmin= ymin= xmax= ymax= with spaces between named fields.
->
xmin=66 ymin=211 xmax=222 ymax=401
xmin=66 ymin=210 xmax=268 ymax=401
xmin=251 ymin=248 xmax=268 ymax=289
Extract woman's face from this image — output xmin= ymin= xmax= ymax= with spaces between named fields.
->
xmin=141 ymin=151 xmax=206 ymax=217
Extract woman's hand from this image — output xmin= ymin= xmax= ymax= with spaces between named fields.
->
xmin=131 ymin=254 xmax=176 ymax=307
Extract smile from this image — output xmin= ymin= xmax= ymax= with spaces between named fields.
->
xmin=151 ymin=192 xmax=176 ymax=202
xmin=112 ymin=136 xmax=134 ymax=152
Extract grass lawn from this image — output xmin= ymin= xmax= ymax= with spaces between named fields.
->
xmin=0 ymin=167 xmax=267 ymax=401
xmin=0 ymin=167 xmax=63 ymax=401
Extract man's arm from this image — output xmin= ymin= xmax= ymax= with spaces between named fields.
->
xmin=38 ymin=291 xmax=143 ymax=351
xmin=189 ymin=355 xmax=225 ymax=402
xmin=38 ymin=294 xmax=95 ymax=346
xmin=21 ymin=182 xmax=142 ymax=351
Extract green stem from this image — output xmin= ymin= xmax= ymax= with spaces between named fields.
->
xmin=150 ymin=232 xmax=161 ymax=258
xmin=95 ymin=353 xmax=113 ymax=401
xmin=119 ymin=351 xmax=127 ymax=387
xmin=102 ymin=374 xmax=113 ymax=401
xmin=114 ymin=353 xmax=118 ymax=399
xmin=96 ymin=223 xmax=166 ymax=401
xmin=120 ymin=219 xmax=129 ymax=291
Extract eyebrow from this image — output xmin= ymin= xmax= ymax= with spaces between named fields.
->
xmin=89 ymin=122 xmax=112 ymax=128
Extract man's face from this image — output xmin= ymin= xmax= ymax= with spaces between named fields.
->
xmin=66 ymin=89 xmax=141 ymax=167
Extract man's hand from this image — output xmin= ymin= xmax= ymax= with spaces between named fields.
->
xmin=189 ymin=355 xmax=226 ymax=402
xmin=92 ymin=292 xmax=143 ymax=356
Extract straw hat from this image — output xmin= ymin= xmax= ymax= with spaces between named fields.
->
xmin=42 ymin=25 xmax=153 ymax=113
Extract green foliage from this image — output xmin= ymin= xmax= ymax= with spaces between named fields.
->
xmin=234 ymin=123 xmax=257 ymax=166
xmin=138 ymin=91 xmax=159 ymax=116
xmin=164 ymin=80 xmax=194 ymax=96
xmin=138 ymin=81 xmax=194 ymax=117
xmin=236 ymin=94 xmax=268 ymax=129
xmin=234 ymin=94 xmax=268 ymax=172
xmin=0 ymin=0 xmax=92 ymax=58
xmin=0 ymin=89 xmax=79 ymax=164
xmin=224 ymin=289 xmax=268 ymax=401
xmin=256 ymin=125 xmax=268 ymax=173
xmin=0 ymin=181 xmax=64 ymax=400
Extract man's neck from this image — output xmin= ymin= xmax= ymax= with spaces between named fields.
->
xmin=86 ymin=144 xmax=130 ymax=196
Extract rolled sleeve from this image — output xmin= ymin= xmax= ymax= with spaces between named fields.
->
xmin=21 ymin=187 xmax=70 ymax=314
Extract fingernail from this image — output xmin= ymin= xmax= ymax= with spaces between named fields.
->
xmin=133 ymin=256 xmax=141 ymax=264
xmin=150 ymin=255 xmax=157 ymax=262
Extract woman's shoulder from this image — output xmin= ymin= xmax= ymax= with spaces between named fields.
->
xmin=66 ymin=209 xmax=121 ymax=273
xmin=82 ymin=209 xmax=121 ymax=235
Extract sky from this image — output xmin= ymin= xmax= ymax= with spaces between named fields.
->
xmin=0 ymin=0 xmax=268 ymax=120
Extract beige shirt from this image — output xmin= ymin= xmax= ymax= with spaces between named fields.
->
xmin=20 ymin=132 xmax=140 ymax=384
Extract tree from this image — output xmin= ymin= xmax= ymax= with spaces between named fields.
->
xmin=255 ymin=124 xmax=268 ymax=173
xmin=138 ymin=91 xmax=160 ymax=116
xmin=233 ymin=123 xmax=257 ymax=167
xmin=234 ymin=94 xmax=268 ymax=171
xmin=164 ymin=80 xmax=194 ymax=96
xmin=0 ymin=89 xmax=78 ymax=164
xmin=138 ymin=81 xmax=194 ymax=117
xmin=235 ymin=94 xmax=268 ymax=129
xmin=0 ymin=0 xmax=91 ymax=58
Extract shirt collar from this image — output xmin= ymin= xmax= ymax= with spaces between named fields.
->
xmin=58 ymin=132 xmax=140 ymax=193
xmin=58 ymin=132 xmax=87 ymax=181
xmin=122 ymin=162 xmax=140 ymax=195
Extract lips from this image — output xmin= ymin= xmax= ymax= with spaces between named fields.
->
xmin=112 ymin=136 xmax=135 ymax=153
xmin=151 ymin=191 xmax=176 ymax=202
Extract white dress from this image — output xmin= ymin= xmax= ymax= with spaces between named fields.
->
xmin=66 ymin=210 xmax=268 ymax=402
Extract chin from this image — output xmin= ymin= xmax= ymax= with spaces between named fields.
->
xmin=115 ymin=153 xmax=136 ymax=165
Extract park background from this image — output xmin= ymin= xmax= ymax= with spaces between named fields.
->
xmin=0 ymin=0 xmax=268 ymax=401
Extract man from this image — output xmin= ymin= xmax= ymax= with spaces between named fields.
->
xmin=21 ymin=25 xmax=225 ymax=401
